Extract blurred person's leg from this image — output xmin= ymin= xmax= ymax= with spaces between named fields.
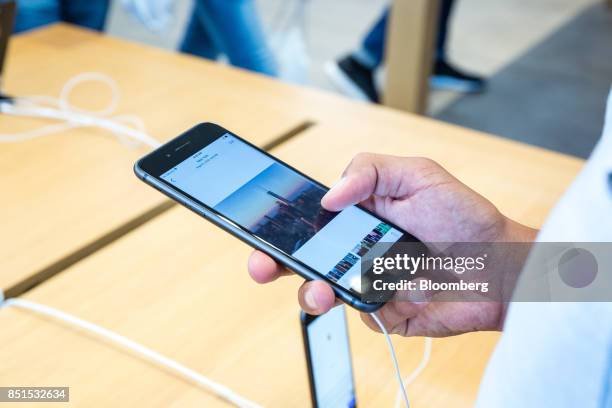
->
xmin=435 ymin=0 xmax=453 ymax=60
xmin=14 ymin=0 xmax=61 ymax=33
xmin=327 ymin=0 xmax=486 ymax=103
xmin=430 ymin=0 xmax=485 ymax=93
xmin=180 ymin=0 xmax=221 ymax=61
xmin=180 ymin=0 xmax=277 ymax=76
xmin=353 ymin=10 xmax=387 ymax=71
xmin=60 ymin=0 xmax=109 ymax=31
xmin=325 ymin=10 xmax=388 ymax=103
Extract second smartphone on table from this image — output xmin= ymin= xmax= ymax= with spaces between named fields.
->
xmin=302 ymin=306 xmax=356 ymax=408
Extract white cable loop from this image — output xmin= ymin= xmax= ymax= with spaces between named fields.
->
xmin=0 ymin=72 xmax=161 ymax=148
xmin=1 ymin=298 xmax=262 ymax=408
xmin=58 ymin=72 xmax=120 ymax=117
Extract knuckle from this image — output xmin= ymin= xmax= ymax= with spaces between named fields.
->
xmin=411 ymin=156 xmax=438 ymax=168
xmin=351 ymin=152 xmax=378 ymax=165
xmin=353 ymin=151 xmax=372 ymax=161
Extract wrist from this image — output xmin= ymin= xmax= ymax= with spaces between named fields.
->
xmin=491 ymin=217 xmax=538 ymax=330
xmin=498 ymin=216 xmax=539 ymax=243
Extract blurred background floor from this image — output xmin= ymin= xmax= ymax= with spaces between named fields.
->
xmin=107 ymin=0 xmax=610 ymax=158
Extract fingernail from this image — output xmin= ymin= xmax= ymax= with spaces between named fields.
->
xmin=304 ymin=290 xmax=318 ymax=311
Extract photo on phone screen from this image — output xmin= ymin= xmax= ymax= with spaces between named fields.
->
xmin=302 ymin=306 xmax=356 ymax=408
xmin=156 ymin=131 xmax=408 ymax=296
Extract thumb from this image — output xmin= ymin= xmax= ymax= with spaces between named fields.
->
xmin=320 ymin=175 xmax=365 ymax=211
xmin=321 ymin=153 xmax=388 ymax=211
xmin=321 ymin=154 xmax=439 ymax=212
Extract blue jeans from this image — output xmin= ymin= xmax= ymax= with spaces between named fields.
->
xmin=14 ymin=0 xmax=109 ymax=33
xmin=354 ymin=0 xmax=454 ymax=69
xmin=180 ymin=0 xmax=277 ymax=76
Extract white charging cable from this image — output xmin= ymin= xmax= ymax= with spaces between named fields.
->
xmin=394 ymin=337 xmax=432 ymax=408
xmin=1 ymin=298 xmax=262 ymax=408
xmin=371 ymin=312 xmax=433 ymax=408
xmin=0 ymin=299 xmax=428 ymax=408
xmin=371 ymin=312 xmax=411 ymax=407
xmin=0 ymin=72 xmax=161 ymax=148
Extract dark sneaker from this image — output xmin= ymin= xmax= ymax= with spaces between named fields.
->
xmin=431 ymin=59 xmax=486 ymax=93
xmin=325 ymin=56 xmax=379 ymax=103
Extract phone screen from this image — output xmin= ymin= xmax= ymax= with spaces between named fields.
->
xmin=160 ymin=133 xmax=406 ymax=295
xmin=306 ymin=306 xmax=356 ymax=408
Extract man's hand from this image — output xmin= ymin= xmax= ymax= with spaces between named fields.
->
xmin=248 ymin=154 xmax=537 ymax=337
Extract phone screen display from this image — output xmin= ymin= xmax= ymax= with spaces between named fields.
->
xmin=160 ymin=133 xmax=405 ymax=294
xmin=306 ymin=307 xmax=355 ymax=408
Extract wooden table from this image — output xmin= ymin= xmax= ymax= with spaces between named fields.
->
xmin=0 ymin=120 xmax=583 ymax=407
xmin=2 ymin=22 xmax=569 ymax=298
xmin=0 ymin=24 xmax=326 ymax=297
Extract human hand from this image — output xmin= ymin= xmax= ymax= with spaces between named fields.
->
xmin=248 ymin=154 xmax=537 ymax=336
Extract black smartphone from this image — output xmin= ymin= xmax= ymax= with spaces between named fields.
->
xmin=301 ymin=306 xmax=356 ymax=408
xmin=134 ymin=123 xmax=417 ymax=312
xmin=0 ymin=0 xmax=15 ymax=91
